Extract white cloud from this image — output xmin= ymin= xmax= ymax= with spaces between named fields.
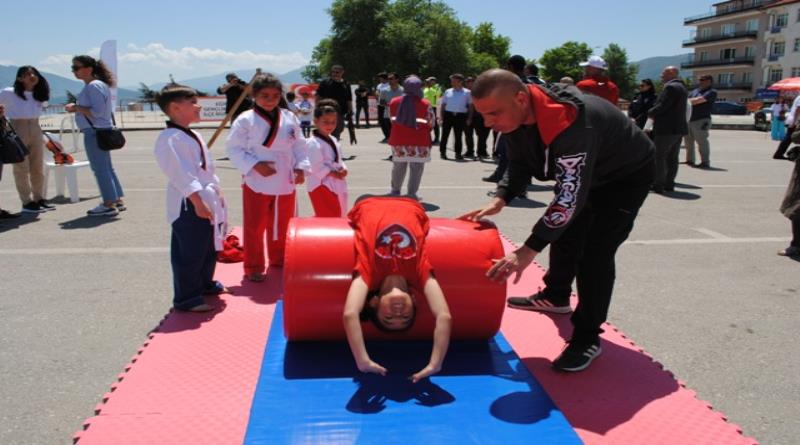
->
xmin=39 ymin=43 xmax=308 ymax=85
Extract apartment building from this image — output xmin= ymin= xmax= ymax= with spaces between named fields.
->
xmin=762 ymin=0 xmax=800 ymax=88
xmin=683 ymin=0 xmax=774 ymax=102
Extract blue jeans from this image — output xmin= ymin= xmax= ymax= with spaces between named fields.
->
xmin=82 ymin=128 xmax=124 ymax=203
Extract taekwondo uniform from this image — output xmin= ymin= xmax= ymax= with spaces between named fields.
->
xmin=154 ymin=121 xmax=226 ymax=310
xmin=307 ymin=130 xmax=348 ymax=217
xmin=226 ymin=105 xmax=310 ymax=272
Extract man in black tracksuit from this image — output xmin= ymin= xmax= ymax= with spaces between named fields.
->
xmin=462 ymin=69 xmax=655 ymax=372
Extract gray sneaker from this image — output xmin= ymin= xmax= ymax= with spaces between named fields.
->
xmin=87 ymin=204 xmax=119 ymax=217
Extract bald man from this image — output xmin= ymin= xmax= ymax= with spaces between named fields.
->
xmin=461 ymin=69 xmax=654 ymax=372
xmin=647 ymin=66 xmax=688 ymax=193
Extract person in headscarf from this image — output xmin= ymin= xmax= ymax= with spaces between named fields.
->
xmin=387 ymin=75 xmax=434 ymax=201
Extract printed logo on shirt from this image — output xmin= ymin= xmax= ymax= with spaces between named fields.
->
xmin=542 ymin=153 xmax=587 ymax=228
xmin=375 ymin=224 xmax=417 ymax=260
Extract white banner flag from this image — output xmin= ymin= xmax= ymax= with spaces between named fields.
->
xmin=99 ymin=40 xmax=118 ymax=105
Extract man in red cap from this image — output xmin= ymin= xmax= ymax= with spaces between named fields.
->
xmin=576 ymin=56 xmax=619 ymax=105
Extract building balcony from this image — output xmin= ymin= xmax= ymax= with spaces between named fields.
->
xmin=683 ymin=29 xmax=758 ymax=46
xmin=771 ymin=25 xmax=786 ymax=34
xmin=681 ymin=56 xmax=756 ymax=69
xmin=684 ymin=0 xmax=778 ymax=24
xmin=768 ymin=53 xmax=783 ymax=61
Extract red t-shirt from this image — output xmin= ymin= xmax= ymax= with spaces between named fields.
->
xmin=576 ymin=76 xmax=620 ymax=105
xmin=348 ymin=196 xmax=433 ymax=291
xmin=388 ymin=96 xmax=432 ymax=147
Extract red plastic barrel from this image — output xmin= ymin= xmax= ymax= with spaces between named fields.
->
xmin=282 ymin=217 xmax=506 ymax=341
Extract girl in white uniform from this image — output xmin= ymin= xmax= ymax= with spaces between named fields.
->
xmin=307 ymin=99 xmax=348 ymax=217
xmin=226 ymin=73 xmax=310 ymax=282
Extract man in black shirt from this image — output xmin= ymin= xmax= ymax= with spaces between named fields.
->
xmin=217 ymin=73 xmax=253 ymax=120
xmin=685 ymin=75 xmax=717 ymax=168
xmin=354 ymin=80 xmax=370 ymax=128
xmin=462 ymin=69 xmax=654 ymax=372
xmin=316 ymin=65 xmax=353 ymax=139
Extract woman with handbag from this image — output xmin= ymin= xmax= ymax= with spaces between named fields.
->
xmin=774 ymin=130 xmax=800 ymax=258
xmin=0 ymin=66 xmax=53 ymax=214
xmin=65 ymin=55 xmax=125 ymax=217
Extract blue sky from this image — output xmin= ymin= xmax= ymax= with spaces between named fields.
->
xmin=2 ymin=0 xmax=708 ymax=86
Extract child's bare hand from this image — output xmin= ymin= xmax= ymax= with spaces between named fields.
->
xmin=357 ymin=359 xmax=387 ymax=376
xmin=410 ymin=363 xmax=441 ymax=383
xmin=337 ymin=169 xmax=348 ymax=178
xmin=253 ymin=161 xmax=276 ymax=177
xmin=64 ymin=103 xmax=77 ymax=113
xmin=195 ymin=201 xmax=213 ymax=220
xmin=294 ymin=169 xmax=305 ymax=184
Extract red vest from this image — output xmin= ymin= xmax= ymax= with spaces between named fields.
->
xmin=388 ymin=97 xmax=432 ymax=147
xmin=348 ymin=197 xmax=432 ymax=291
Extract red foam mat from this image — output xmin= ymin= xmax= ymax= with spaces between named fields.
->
xmin=498 ymin=236 xmax=758 ymax=445
xmin=73 ymin=260 xmax=281 ymax=445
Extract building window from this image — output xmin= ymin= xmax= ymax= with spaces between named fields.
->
xmin=792 ymin=67 xmax=800 ymax=77
xmin=776 ymin=13 xmax=789 ymax=28
xmin=770 ymin=68 xmax=784 ymax=82
xmin=720 ymin=48 xmax=737 ymax=59
xmin=773 ymin=41 xmax=786 ymax=56
xmin=699 ymin=51 xmax=708 ymax=61
xmin=718 ymin=73 xmax=735 ymax=84
xmin=721 ymin=23 xmax=736 ymax=36
xmin=701 ymin=27 xmax=712 ymax=38
xmin=742 ymin=72 xmax=752 ymax=83
xmin=746 ymin=18 xmax=759 ymax=31
xmin=745 ymin=46 xmax=755 ymax=57
xmin=794 ymin=38 xmax=800 ymax=52
xmin=797 ymin=9 xmax=800 ymax=22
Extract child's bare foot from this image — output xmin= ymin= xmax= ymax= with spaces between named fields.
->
xmin=247 ymin=273 xmax=266 ymax=282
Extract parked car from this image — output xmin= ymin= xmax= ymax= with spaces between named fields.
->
xmin=712 ymin=101 xmax=748 ymax=115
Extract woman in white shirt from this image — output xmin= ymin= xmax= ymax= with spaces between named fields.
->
xmin=770 ymin=97 xmax=788 ymax=142
xmin=0 ymin=66 xmax=52 ymax=213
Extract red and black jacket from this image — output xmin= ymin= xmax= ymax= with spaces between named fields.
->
xmin=496 ymin=84 xmax=655 ymax=252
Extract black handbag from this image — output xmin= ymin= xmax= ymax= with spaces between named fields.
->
xmin=0 ymin=117 xmax=30 ymax=164
xmin=86 ymin=114 xmax=125 ymax=151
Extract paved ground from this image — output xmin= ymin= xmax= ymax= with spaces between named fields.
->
xmin=0 ymin=127 xmax=797 ymax=445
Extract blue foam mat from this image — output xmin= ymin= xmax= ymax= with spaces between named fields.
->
xmin=243 ymin=302 xmax=583 ymax=445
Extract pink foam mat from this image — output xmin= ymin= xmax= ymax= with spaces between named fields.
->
xmin=73 ymin=259 xmax=282 ymax=445
xmin=498 ymin=236 xmax=758 ymax=445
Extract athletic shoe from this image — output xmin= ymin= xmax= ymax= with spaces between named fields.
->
xmin=697 ymin=162 xmax=711 ymax=169
xmin=37 ymin=199 xmax=56 ymax=211
xmin=21 ymin=201 xmax=46 ymax=214
xmin=507 ymin=291 xmax=572 ymax=313
xmin=778 ymin=246 xmax=800 ymax=258
xmin=482 ymin=176 xmax=499 ymax=183
xmin=552 ymin=341 xmax=602 ymax=372
xmin=203 ymin=280 xmax=228 ymax=295
xmin=0 ymin=209 xmax=21 ymax=219
xmin=87 ymin=204 xmax=119 ymax=217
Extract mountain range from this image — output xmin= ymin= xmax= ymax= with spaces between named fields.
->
xmin=634 ymin=53 xmax=692 ymax=81
xmin=1 ymin=56 xmax=689 ymax=105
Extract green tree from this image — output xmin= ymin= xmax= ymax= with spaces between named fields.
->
xmin=470 ymin=22 xmax=510 ymax=68
xmin=303 ymin=0 xmax=508 ymax=87
xmin=138 ymin=82 xmax=156 ymax=102
xmin=65 ymin=90 xmax=77 ymax=104
xmin=602 ymin=43 xmax=639 ymax=100
xmin=539 ymin=41 xmax=593 ymax=82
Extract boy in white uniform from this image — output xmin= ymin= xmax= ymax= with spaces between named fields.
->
xmin=226 ymin=73 xmax=310 ymax=282
xmin=153 ymin=85 xmax=227 ymax=312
